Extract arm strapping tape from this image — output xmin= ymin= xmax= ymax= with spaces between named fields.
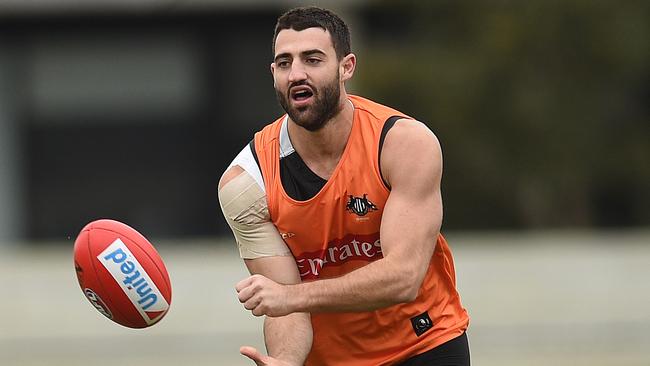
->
xmin=218 ymin=169 xmax=291 ymax=259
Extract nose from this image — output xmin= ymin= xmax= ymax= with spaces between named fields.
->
xmin=288 ymin=62 xmax=307 ymax=83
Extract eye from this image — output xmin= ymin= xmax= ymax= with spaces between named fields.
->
xmin=306 ymin=58 xmax=321 ymax=64
xmin=276 ymin=60 xmax=291 ymax=68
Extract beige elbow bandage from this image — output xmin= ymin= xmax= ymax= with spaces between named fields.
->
xmin=218 ymin=169 xmax=292 ymax=259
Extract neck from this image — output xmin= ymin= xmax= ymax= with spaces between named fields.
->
xmin=287 ymin=95 xmax=354 ymax=177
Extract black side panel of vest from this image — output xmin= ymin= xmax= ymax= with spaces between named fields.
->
xmin=280 ymin=151 xmax=327 ymax=201
xmin=378 ymin=115 xmax=406 ymax=189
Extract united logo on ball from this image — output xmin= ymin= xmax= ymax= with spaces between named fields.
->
xmin=73 ymin=219 xmax=172 ymax=328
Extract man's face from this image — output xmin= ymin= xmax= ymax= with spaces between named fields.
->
xmin=272 ymin=27 xmax=342 ymax=131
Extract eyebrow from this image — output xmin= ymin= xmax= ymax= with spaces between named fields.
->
xmin=274 ymin=49 xmax=327 ymax=63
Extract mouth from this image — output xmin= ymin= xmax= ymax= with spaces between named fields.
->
xmin=290 ymin=86 xmax=314 ymax=104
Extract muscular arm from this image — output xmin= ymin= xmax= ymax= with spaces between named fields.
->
xmin=238 ymin=119 xmax=443 ymax=314
xmin=219 ymin=166 xmax=312 ymax=365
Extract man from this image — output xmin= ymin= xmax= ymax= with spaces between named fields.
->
xmin=218 ymin=6 xmax=469 ymax=366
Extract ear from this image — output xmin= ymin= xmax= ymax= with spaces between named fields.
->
xmin=340 ymin=53 xmax=356 ymax=82
xmin=270 ymin=62 xmax=276 ymax=87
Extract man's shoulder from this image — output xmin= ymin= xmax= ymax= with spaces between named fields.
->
xmin=349 ymin=95 xmax=411 ymax=122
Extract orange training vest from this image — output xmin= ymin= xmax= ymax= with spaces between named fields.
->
xmin=254 ymin=95 xmax=469 ymax=365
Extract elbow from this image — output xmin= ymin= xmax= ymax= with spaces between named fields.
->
xmin=397 ymin=285 xmax=419 ymax=304
xmin=394 ymin=270 xmax=423 ymax=303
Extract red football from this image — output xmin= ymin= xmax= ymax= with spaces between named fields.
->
xmin=73 ymin=219 xmax=172 ymax=328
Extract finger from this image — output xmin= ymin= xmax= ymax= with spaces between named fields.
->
xmin=244 ymin=296 xmax=261 ymax=311
xmin=238 ymin=285 xmax=255 ymax=303
xmin=235 ymin=277 xmax=254 ymax=292
xmin=240 ymin=346 xmax=268 ymax=365
xmin=251 ymin=304 xmax=267 ymax=317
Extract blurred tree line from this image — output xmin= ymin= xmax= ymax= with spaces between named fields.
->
xmin=354 ymin=0 xmax=649 ymax=230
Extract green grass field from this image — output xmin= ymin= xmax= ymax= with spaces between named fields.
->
xmin=1 ymin=230 xmax=649 ymax=365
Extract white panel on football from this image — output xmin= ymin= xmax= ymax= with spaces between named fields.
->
xmin=97 ymin=238 xmax=169 ymax=325
xmin=26 ymin=32 xmax=200 ymax=124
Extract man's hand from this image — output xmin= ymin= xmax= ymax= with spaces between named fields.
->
xmin=240 ymin=346 xmax=297 ymax=366
xmin=236 ymin=274 xmax=295 ymax=317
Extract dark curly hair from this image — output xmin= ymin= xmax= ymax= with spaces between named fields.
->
xmin=273 ymin=6 xmax=351 ymax=60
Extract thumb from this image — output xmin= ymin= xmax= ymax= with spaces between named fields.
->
xmin=240 ymin=346 xmax=269 ymax=366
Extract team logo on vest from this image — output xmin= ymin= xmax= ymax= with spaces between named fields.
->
xmin=346 ymin=194 xmax=378 ymax=216
xmin=410 ymin=311 xmax=433 ymax=337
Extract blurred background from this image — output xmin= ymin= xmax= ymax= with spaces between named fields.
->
xmin=0 ymin=0 xmax=648 ymax=365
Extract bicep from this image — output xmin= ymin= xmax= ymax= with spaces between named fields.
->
xmin=379 ymin=120 xmax=443 ymax=261
xmin=218 ymin=165 xmax=293 ymax=262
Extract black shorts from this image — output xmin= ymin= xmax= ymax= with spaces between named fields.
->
xmin=397 ymin=332 xmax=470 ymax=366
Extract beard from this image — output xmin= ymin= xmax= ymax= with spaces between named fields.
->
xmin=275 ymin=71 xmax=342 ymax=132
